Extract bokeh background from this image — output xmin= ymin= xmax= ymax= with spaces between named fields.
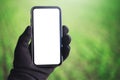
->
xmin=0 ymin=0 xmax=120 ymax=80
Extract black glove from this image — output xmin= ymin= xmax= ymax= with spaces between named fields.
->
xmin=8 ymin=25 xmax=71 ymax=80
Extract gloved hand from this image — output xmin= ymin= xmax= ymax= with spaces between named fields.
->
xmin=8 ymin=25 xmax=71 ymax=80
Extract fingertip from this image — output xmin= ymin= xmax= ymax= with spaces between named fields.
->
xmin=62 ymin=35 xmax=71 ymax=45
xmin=63 ymin=25 xmax=69 ymax=35
xmin=25 ymin=26 xmax=32 ymax=36
xmin=62 ymin=45 xmax=70 ymax=60
xmin=18 ymin=26 xmax=32 ymax=46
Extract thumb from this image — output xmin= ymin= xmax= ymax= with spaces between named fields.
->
xmin=17 ymin=26 xmax=32 ymax=47
xmin=14 ymin=26 xmax=32 ymax=68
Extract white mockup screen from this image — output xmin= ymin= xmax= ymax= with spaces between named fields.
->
xmin=33 ymin=8 xmax=61 ymax=65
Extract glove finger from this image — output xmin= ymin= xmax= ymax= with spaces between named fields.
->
xmin=62 ymin=45 xmax=70 ymax=61
xmin=17 ymin=26 xmax=32 ymax=47
xmin=63 ymin=25 xmax=69 ymax=36
xmin=62 ymin=35 xmax=71 ymax=45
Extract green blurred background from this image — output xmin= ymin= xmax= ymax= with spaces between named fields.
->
xmin=0 ymin=0 xmax=120 ymax=80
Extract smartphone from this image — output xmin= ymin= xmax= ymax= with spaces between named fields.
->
xmin=31 ymin=6 xmax=62 ymax=66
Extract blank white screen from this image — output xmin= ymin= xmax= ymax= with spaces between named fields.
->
xmin=33 ymin=8 xmax=61 ymax=65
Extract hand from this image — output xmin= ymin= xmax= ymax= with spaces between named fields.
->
xmin=8 ymin=25 xmax=71 ymax=80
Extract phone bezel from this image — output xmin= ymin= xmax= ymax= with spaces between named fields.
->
xmin=31 ymin=6 xmax=62 ymax=67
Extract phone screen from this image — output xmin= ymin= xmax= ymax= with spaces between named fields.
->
xmin=32 ymin=7 xmax=62 ymax=66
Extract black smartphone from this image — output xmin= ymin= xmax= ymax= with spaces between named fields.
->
xmin=31 ymin=6 xmax=62 ymax=66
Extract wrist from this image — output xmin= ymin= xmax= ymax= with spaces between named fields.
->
xmin=8 ymin=69 xmax=36 ymax=80
xmin=8 ymin=67 xmax=53 ymax=80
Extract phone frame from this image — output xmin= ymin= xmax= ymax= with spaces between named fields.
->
xmin=31 ymin=6 xmax=62 ymax=67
